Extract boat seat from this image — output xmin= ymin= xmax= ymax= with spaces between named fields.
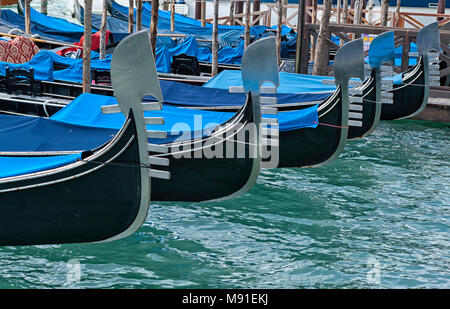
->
xmin=171 ymin=54 xmax=200 ymax=76
xmin=5 ymin=66 xmax=36 ymax=96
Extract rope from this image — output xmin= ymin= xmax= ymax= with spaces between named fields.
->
xmin=313 ymin=121 xmax=348 ymax=129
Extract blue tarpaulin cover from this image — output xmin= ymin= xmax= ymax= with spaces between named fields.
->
xmin=0 ymin=51 xmax=54 ymax=81
xmin=0 ymin=92 xmax=318 ymax=176
xmin=203 ymin=70 xmax=337 ymax=94
xmin=0 ymin=114 xmax=116 ymax=151
xmin=50 ymin=93 xmax=319 ymax=134
xmin=0 ymin=9 xmax=86 ymax=43
xmin=0 ymin=153 xmax=82 ymax=178
xmin=157 ymin=80 xmax=329 ymax=106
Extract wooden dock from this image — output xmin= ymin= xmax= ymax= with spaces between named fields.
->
xmin=413 ymin=87 xmax=450 ymax=123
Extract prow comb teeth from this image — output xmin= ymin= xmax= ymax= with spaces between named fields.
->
xmin=428 ymin=52 xmax=441 ymax=86
xmin=149 ymin=169 xmax=171 ymax=180
xmin=147 ymin=143 xmax=169 ymax=153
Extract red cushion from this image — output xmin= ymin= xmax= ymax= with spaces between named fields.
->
xmin=0 ymin=37 xmax=40 ymax=64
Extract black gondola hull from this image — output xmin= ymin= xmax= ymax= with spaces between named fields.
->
xmin=278 ymin=90 xmax=343 ymax=168
xmin=0 ymin=115 xmax=143 ymax=246
xmin=381 ymin=58 xmax=426 ymax=120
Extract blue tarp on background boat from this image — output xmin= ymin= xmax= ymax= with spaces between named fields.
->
xmin=0 ymin=9 xmax=86 ymax=43
xmin=0 ymin=92 xmax=318 ymax=166
xmin=203 ymin=70 xmax=338 ymax=94
xmin=156 ymin=80 xmax=330 ymax=107
xmin=51 ymin=93 xmax=319 ymax=134
xmin=109 ymin=0 xmax=267 ymax=37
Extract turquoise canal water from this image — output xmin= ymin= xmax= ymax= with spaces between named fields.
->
xmin=0 ymin=2 xmax=449 ymax=289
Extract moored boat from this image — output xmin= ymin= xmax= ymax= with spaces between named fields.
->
xmin=0 ymin=29 xmax=168 ymax=246
xmin=381 ymin=22 xmax=441 ymax=120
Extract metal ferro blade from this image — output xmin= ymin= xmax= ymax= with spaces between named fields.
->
xmin=417 ymin=22 xmax=441 ymax=56
xmin=368 ymin=31 xmax=395 ymax=69
xmin=241 ymin=36 xmax=280 ymax=94
xmin=111 ymin=30 xmax=163 ymax=116
xmin=106 ymin=30 xmax=162 ymax=242
xmin=334 ymin=38 xmax=365 ymax=86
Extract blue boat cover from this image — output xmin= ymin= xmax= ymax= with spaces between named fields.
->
xmin=0 ymin=114 xmax=116 ymax=151
xmin=395 ymin=42 xmax=418 ymax=66
xmin=156 ymin=80 xmax=329 ymax=106
xmin=0 ymin=9 xmax=86 ymax=43
xmin=0 ymin=51 xmax=54 ymax=81
xmin=203 ymin=70 xmax=337 ymax=94
xmin=0 ymin=93 xmax=318 ymax=176
xmin=50 ymin=93 xmax=319 ymax=135
xmin=110 ymin=0 xmax=266 ymax=37
xmin=0 ymin=153 xmax=82 ymax=179
xmin=368 ymin=31 xmax=395 ymax=69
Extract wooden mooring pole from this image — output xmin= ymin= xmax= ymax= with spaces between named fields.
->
xmin=128 ymin=0 xmax=134 ymax=33
xmin=337 ymin=0 xmax=341 ymax=24
xmin=41 ymin=0 xmax=48 ymax=15
xmin=150 ymin=0 xmax=159 ymax=56
xmin=312 ymin=0 xmax=332 ymax=76
xmin=367 ymin=0 xmax=374 ymax=25
xmin=437 ymin=0 xmax=446 ymax=21
xmin=354 ymin=0 xmax=363 ymax=25
xmin=24 ymin=0 xmax=31 ymax=35
xmin=394 ymin=0 xmax=402 ymax=27
xmin=229 ymin=1 xmax=235 ymax=25
xmin=83 ymin=0 xmax=92 ymax=93
xmin=170 ymin=0 xmax=175 ymax=32
xmin=343 ymin=0 xmax=349 ymax=24
xmin=295 ymin=0 xmax=307 ymax=74
xmin=136 ymin=0 xmax=143 ymax=31
xmin=195 ymin=0 xmax=202 ymax=20
xmin=310 ymin=0 xmax=317 ymax=62
xmin=353 ymin=0 xmax=363 ymax=38
xmin=99 ymin=0 xmax=108 ymax=60
xmin=201 ymin=0 xmax=206 ymax=27
xmin=381 ymin=0 xmax=389 ymax=26
xmin=212 ymin=0 xmax=219 ymax=76
xmin=244 ymin=0 xmax=251 ymax=48
xmin=236 ymin=0 xmax=244 ymax=24
xmin=276 ymin=0 xmax=282 ymax=65
xmin=253 ymin=0 xmax=260 ymax=25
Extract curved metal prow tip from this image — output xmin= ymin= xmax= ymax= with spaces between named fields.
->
xmin=368 ymin=31 xmax=395 ymax=69
xmin=111 ymin=30 xmax=163 ymax=115
xmin=417 ymin=22 xmax=441 ymax=55
xmin=441 ymin=21 xmax=450 ymax=31
xmin=334 ymin=38 xmax=365 ymax=85
xmin=241 ymin=36 xmax=280 ymax=94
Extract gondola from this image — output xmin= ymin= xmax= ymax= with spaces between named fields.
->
xmin=347 ymin=30 xmax=395 ymax=139
xmin=439 ymin=21 xmax=450 ymax=87
xmin=5 ymin=30 xmax=396 ymax=144
xmin=0 ymin=36 xmax=281 ymax=203
xmin=381 ymin=22 xmax=441 ymax=120
xmin=74 ymin=0 xmax=243 ymax=75
xmin=0 ymin=37 xmax=365 ymax=172
xmin=0 ymin=30 xmax=168 ymax=246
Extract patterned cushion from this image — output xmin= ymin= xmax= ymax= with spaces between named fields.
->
xmin=0 ymin=37 xmax=40 ymax=64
